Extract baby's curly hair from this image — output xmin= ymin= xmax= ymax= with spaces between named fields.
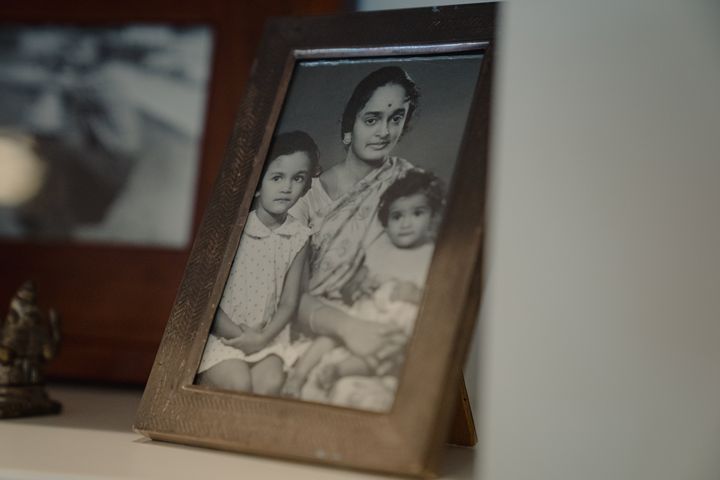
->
xmin=378 ymin=169 xmax=446 ymax=227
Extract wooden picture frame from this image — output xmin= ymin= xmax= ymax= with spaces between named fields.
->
xmin=135 ymin=4 xmax=495 ymax=477
xmin=0 ymin=0 xmax=340 ymax=384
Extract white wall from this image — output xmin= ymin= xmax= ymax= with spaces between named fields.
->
xmin=485 ymin=1 xmax=720 ymax=479
xmin=363 ymin=1 xmax=720 ymax=479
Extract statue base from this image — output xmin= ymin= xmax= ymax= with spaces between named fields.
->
xmin=0 ymin=385 xmax=62 ymax=419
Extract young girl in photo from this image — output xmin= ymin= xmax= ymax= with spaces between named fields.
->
xmin=283 ymin=169 xmax=445 ymax=409
xmin=195 ymin=131 xmax=320 ymax=395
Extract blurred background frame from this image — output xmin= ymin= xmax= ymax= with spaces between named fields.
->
xmin=0 ymin=0 xmax=342 ymax=384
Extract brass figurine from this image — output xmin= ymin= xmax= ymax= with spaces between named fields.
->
xmin=0 ymin=281 xmax=61 ymax=418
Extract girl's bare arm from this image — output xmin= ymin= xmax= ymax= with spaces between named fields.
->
xmin=259 ymin=242 xmax=309 ymax=343
xmin=210 ymin=307 xmax=244 ymax=339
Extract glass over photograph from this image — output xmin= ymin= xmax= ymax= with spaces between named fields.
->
xmin=0 ymin=25 xmax=213 ymax=248
xmin=195 ymin=53 xmax=484 ymax=412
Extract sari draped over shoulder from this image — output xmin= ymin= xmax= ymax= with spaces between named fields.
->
xmin=308 ymin=156 xmax=413 ymax=299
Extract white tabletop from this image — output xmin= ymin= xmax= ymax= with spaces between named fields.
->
xmin=0 ymin=384 xmax=477 ymax=480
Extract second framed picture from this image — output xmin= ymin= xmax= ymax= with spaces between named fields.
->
xmin=136 ymin=4 xmax=495 ymax=477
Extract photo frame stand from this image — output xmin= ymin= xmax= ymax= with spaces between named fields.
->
xmin=448 ymin=373 xmax=477 ymax=446
xmin=449 ymin=240 xmax=484 ymax=447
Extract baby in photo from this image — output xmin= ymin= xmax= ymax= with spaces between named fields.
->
xmin=195 ymin=131 xmax=320 ymax=395
xmin=284 ymin=169 xmax=445 ymax=409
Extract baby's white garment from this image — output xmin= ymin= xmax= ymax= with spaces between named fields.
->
xmin=350 ymin=282 xmax=417 ymax=335
xmin=298 ymin=234 xmax=435 ymax=408
xmin=299 ymin=345 xmax=398 ymax=413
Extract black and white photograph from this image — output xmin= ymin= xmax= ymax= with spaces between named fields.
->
xmin=195 ymin=53 xmax=484 ymax=412
xmin=0 ymin=25 xmax=213 ymax=248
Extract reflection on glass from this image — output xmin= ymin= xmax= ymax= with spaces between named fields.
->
xmin=0 ymin=133 xmax=46 ymax=206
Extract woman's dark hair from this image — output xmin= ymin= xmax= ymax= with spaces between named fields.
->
xmin=340 ymin=66 xmax=420 ymax=142
xmin=261 ymin=131 xmax=321 ymax=193
xmin=378 ymin=169 xmax=446 ymax=227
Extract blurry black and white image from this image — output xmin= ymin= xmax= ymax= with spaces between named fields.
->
xmin=195 ymin=54 xmax=483 ymax=412
xmin=0 ymin=25 xmax=213 ymax=247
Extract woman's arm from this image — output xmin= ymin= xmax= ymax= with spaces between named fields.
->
xmin=297 ymin=293 xmax=405 ymax=358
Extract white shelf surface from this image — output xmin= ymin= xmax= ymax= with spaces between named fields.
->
xmin=0 ymin=384 xmax=477 ymax=480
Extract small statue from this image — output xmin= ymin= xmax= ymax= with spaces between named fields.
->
xmin=0 ymin=281 xmax=61 ymax=418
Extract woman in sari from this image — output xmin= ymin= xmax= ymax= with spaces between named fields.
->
xmin=288 ymin=66 xmax=420 ymax=406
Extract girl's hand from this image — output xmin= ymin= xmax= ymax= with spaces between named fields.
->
xmin=339 ymin=318 xmax=404 ymax=358
xmin=390 ymin=281 xmax=423 ymax=305
xmin=363 ymin=333 xmax=409 ymax=375
xmin=221 ymin=328 xmax=267 ymax=355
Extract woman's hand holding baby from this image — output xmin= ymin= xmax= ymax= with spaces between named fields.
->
xmin=339 ymin=318 xmax=405 ymax=358
xmin=390 ymin=281 xmax=423 ymax=304
xmin=362 ymin=331 xmax=408 ymax=375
